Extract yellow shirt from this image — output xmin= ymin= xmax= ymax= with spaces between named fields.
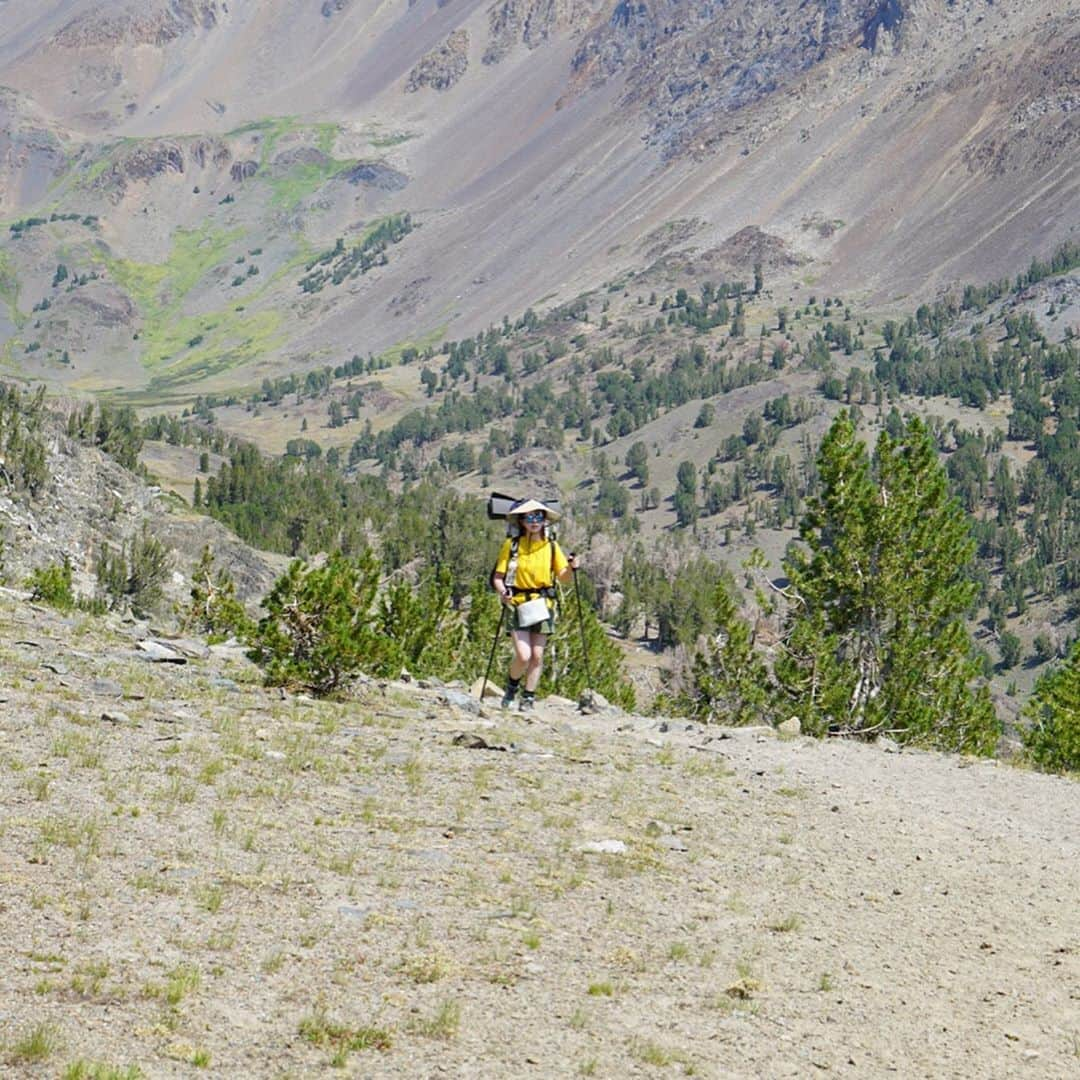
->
xmin=494 ymin=535 xmax=568 ymax=601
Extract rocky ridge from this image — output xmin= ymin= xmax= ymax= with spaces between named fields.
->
xmin=484 ymin=0 xmax=597 ymax=65
xmin=569 ymin=0 xmax=906 ymax=154
xmin=0 ymin=400 xmax=281 ymax=608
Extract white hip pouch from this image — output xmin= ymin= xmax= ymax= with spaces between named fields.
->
xmin=515 ymin=597 xmax=550 ymax=628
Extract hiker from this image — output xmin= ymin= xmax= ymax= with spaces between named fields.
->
xmin=492 ymin=498 xmax=579 ymax=712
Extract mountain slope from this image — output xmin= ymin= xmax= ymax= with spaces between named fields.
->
xmin=0 ymin=0 xmax=1076 ymax=399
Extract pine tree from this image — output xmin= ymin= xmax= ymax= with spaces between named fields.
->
xmin=377 ymin=569 xmax=464 ymax=679
xmin=180 ymin=544 xmax=253 ymax=641
xmin=776 ymin=412 xmax=998 ymax=753
xmin=1023 ymin=642 xmax=1080 ymax=772
xmin=679 ymin=577 xmax=769 ymax=724
xmin=248 ymin=551 xmax=388 ymax=695
xmin=541 ymin=580 xmax=635 ymax=710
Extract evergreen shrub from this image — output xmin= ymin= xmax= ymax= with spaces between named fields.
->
xmin=1023 ymin=642 xmax=1080 ymax=773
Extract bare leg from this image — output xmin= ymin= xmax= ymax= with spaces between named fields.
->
xmin=524 ymin=632 xmax=547 ymax=691
xmin=509 ymin=630 xmax=532 ymax=682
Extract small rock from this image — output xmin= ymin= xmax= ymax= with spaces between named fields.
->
xmin=777 ymin=716 xmax=801 ymax=737
xmin=41 ymin=661 xmax=68 ymax=675
xmin=579 ymin=688 xmax=611 ymax=713
xmin=658 ymin=835 xmax=689 ymax=852
xmin=877 ymin=736 xmax=901 ymax=754
xmin=264 ymin=750 xmax=286 ymax=762
xmin=337 ymin=905 xmax=369 ymax=921
xmin=168 ymin=638 xmax=211 ymax=660
xmin=440 ymin=689 xmax=482 ymax=715
xmin=210 ymin=677 xmax=239 ymax=692
xmin=452 ymin=732 xmax=505 ymax=751
xmin=137 ymin=640 xmax=186 ymax=664
xmin=100 ymin=711 xmax=132 ymax=725
xmin=470 ymin=677 xmax=503 ymax=700
xmin=579 ymin=839 xmax=627 ymax=855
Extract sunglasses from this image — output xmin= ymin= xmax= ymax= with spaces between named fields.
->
xmin=522 ymin=512 xmax=545 ymax=523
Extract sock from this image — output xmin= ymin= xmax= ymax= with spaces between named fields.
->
xmin=505 ymin=676 xmax=521 ymax=695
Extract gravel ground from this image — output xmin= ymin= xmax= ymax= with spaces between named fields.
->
xmin=0 ymin=591 xmax=1077 ymax=1079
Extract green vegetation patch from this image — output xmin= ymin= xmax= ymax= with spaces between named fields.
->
xmin=269 ymin=158 xmax=356 ymax=211
xmin=226 ymin=118 xmax=356 ymax=208
xmin=380 ymin=323 xmax=449 ymax=366
xmin=229 ymin=117 xmax=336 ymax=164
xmin=97 ymin=223 xmax=277 ymax=383
xmin=146 ymin=310 xmax=284 ymax=391
xmin=102 ymin=223 xmax=243 ymax=322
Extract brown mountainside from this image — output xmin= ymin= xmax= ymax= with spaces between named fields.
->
xmin=0 ymin=0 xmax=1076 ymax=398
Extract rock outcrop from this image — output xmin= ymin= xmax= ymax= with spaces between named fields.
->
xmin=406 ymin=30 xmax=470 ymax=93
xmin=230 ymin=160 xmax=259 ymax=183
xmin=484 ymin=0 xmax=593 ymax=65
xmin=570 ymin=0 xmax=913 ymax=156
xmin=91 ymin=141 xmax=186 ymax=200
xmin=188 ymin=138 xmax=232 ymax=170
xmin=52 ymin=0 xmax=221 ymax=48
xmin=343 ymin=161 xmax=409 ymax=191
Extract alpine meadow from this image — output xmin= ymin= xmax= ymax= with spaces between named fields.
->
xmin=1 ymin=1 xmax=1079 ymax=1076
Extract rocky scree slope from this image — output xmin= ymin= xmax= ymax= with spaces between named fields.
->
xmin=0 ymin=0 xmax=1075 ymax=398
xmin=0 ymin=399 xmax=281 ymax=606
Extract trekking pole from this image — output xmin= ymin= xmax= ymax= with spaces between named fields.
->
xmin=571 ymin=558 xmax=594 ymax=692
xmin=480 ymin=602 xmax=507 ymax=701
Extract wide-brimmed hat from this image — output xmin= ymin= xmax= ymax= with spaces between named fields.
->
xmin=508 ymin=498 xmax=561 ymax=523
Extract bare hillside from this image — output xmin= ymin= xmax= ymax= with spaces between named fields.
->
xmin=1 ymin=592 xmax=1078 ymax=1076
xmin=0 ymin=0 xmax=1076 ymax=399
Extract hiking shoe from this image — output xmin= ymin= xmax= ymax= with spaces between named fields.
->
xmin=500 ymin=688 xmax=518 ymax=710
xmin=519 ymin=695 xmax=536 ymax=714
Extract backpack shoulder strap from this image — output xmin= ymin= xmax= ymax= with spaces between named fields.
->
xmin=504 ymin=536 xmax=521 ymax=589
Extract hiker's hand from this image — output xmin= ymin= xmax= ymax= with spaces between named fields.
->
xmin=568 ymin=553 xmax=580 ymax=571
xmin=499 ymin=589 xmax=513 ymax=605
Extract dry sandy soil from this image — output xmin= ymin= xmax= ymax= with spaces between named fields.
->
xmin=1 ymin=589 xmax=1078 ymax=1078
